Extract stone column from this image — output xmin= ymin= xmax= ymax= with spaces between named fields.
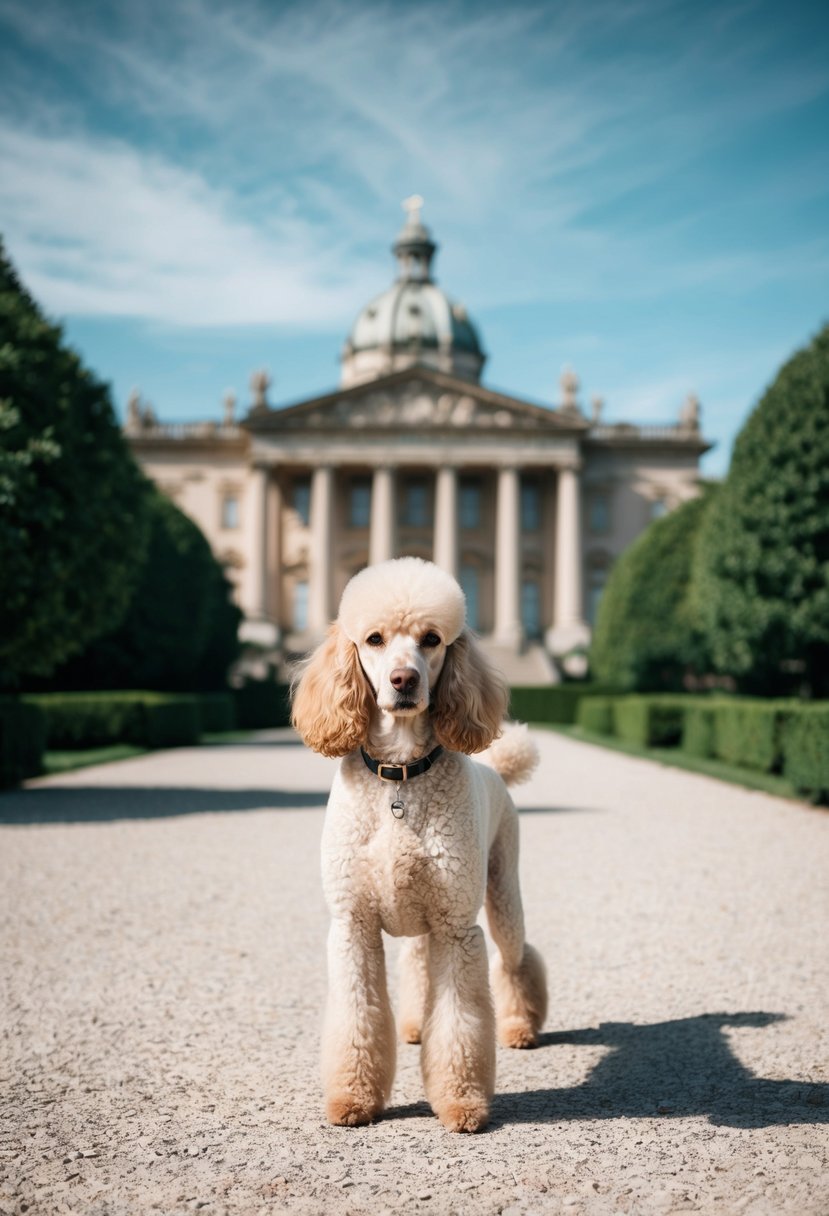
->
xmin=267 ymin=476 xmax=283 ymax=631
xmin=433 ymin=465 xmax=458 ymax=577
xmin=547 ymin=463 xmax=589 ymax=655
xmin=249 ymin=465 xmax=269 ymax=620
xmin=493 ymin=466 xmax=522 ymax=647
xmin=239 ymin=464 xmax=280 ymax=646
xmin=308 ymin=464 xmax=334 ymax=634
xmin=369 ymin=466 xmax=396 ymax=565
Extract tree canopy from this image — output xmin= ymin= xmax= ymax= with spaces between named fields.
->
xmin=44 ymin=491 xmax=242 ymax=692
xmin=0 ymin=240 xmax=149 ymax=685
xmin=693 ymin=323 xmax=829 ymax=696
xmin=590 ymin=490 xmax=713 ymax=691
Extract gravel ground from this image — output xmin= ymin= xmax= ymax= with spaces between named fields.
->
xmin=1 ymin=728 xmax=828 ymax=1216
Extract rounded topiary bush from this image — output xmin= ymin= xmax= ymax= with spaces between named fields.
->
xmin=590 ymin=491 xmax=713 ymax=691
xmin=693 ymin=323 xmax=829 ymax=696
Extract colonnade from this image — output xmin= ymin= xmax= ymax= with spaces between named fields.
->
xmin=248 ymin=462 xmax=586 ymax=649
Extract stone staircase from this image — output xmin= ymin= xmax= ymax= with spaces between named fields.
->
xmin=480 ymin=641 xmax=558 ymax=686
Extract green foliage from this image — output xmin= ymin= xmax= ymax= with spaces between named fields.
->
xmin=783 ymin=707 xmax=829 ymax=802
xmin=612 ymin=695 xmax=686 ymax=747
xmin=681 ymin=703 xmax=719 ymax=758
xmin=26 ymin=690 xmax=201 ymax=750
xmin=198 ymin=692 xmax=237 ymax=734
xmin=43 ymin=491 xmax=242 ymax=691
xmin=590 ymin=491 xmax=713 ymax=692
xmin=712 ymin=701 xmax=795 ymax=772
xmin=693 ymin=324 xmax=829 ymax=696
xmin=509 ymin=683 xmax=611 ymax=725
xmin=0 ymin=696 xmax=45 ymax=787
xmin=576 ymin=696 xmax=614 ymax=734
xmin=234 ymin=680 xmax=291 ymax=729
xmin=0 ymin=241 xmax=150 ymax=683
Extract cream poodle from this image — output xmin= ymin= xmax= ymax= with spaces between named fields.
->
xmin=291 ymin=556 xmax=547 ymax=1133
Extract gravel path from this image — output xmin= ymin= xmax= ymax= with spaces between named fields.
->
xmin=2 ymin=729 xmax=828 ymax=1216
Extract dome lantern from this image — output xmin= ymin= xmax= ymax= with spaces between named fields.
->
xmin=393 ymin=195 xmax=437 ymax=283
xmin=340 ymin=198 xmax=486 ymax=388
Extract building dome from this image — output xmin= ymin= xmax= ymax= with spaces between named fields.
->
xmin=340 ymin=198 xmax=486 ymax=387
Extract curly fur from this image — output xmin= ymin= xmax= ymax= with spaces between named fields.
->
xmin=291 ymin=557 xmax=548 ymax=1133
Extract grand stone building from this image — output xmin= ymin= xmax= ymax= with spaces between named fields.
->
xmin=126 ymin=200 xmax=710 ymax=681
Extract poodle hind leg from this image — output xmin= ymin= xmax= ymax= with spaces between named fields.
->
xmin=486 ymin=805 xmax=548 ymax=1049
xmin=398 ymin=934 xmax=430 ymax=1044
xmin=322 ymin=916 xmax=396 ymax=1126
xmin=420 ymin=925 xmax=495 ymax=1133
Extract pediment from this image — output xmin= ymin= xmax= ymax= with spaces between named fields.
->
xmin=246 ymin=369 xmax=583 ymax=434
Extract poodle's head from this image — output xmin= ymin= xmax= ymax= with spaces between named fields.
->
xmin=291 ymin=557 xmax=507 ymax=757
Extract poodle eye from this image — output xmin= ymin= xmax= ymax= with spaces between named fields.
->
xmin=366 ymin=632 xmax=384 ymax=647
xmin=420 ymin=631 xmax=442 ymax=649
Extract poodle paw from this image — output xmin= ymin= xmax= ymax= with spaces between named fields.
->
xmin=437 ymin=1098 xmax=490 ymax=1133
xmin=399 ymin=1020 xmax=422 ymax=1044
xmin=325 ymin=1093 xmax=381 ymax=1127
xmin=498 ymin=1017 xmax=539 ymax=1049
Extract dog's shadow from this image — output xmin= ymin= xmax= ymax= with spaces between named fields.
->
xmin=387 ymin=1012 xmax=829 ymax=1129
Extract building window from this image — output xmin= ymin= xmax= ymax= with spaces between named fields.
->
xmin=460 ymin=565 xmax=480 ymax=630
xmin=521 ymin=580 xmax=541 ymax=638
xmin=650 ymin=497 xmax=668 ymax=520
xmin=349 ymin=479 xmax=371 ymax=528
xmin=589 ymin=492 xmax=610 ymax=534
xmin=221 ymin=494 xmax=239 ymax=530
xmin=403 ymin=479 xmax=430 ymax=527
xmin=459 ymin=480 xmax=481 ymax=529
xmin=293 ymin=479 xmax=311 ymax=525
xmin=587 ymin=563 xmax=610 ymax=625
xmin=521 ymin=481 xmax=541 ymax=532
xmin=293 ymin=581 xmax=309 ymax=631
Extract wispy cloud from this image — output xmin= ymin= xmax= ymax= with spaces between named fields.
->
xmin=1 ymin=0 xmax=827 ymax=328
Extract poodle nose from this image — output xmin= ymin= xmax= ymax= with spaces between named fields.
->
xmin=390 ymin=667 xmax=420 ymax=695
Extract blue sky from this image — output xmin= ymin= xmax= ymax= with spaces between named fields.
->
xmin=1 ymin=0 xmax=827 ymax=475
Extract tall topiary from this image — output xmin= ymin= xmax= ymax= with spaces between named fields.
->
xmin=590 ymin=491 xmax=713 ymax=691
xmin=45 ymin=491 xmax=242 ymax=691
xmin=0 ymin=239 xmax=150 ymax=684
xmin=694 ymin=324 xmax=829 ymax=696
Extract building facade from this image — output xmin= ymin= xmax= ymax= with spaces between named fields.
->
xmin=126 ymin=201 xmax=710 ymax=680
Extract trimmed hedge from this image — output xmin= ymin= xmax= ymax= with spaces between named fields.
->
xmin=24 ymin=691 xmax=202 ymax=751
xmin=0 ymin=696 xmax=46 ymax=788
xmin=234 ymin=680 xmax=291 ymax=729
xmin=509 ymin=683 xmax=610 ymax=725
xmin=198 ymin=692 xmax=236 ymax=734
xmin=712 ymin=701 xmax=796 ymax=772
xmin=569 ymin=690 xmax=828 ymax=803
xmin=783 ymin=707 xmax=829 ymax=802
xmin=681 ymin=704 xmax=719 ymax=758
xmin=576 ymin=696 xmax=615 ymax=735
xmin=612 ymin=696 xmax=686 ymax=748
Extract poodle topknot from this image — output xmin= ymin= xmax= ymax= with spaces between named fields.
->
xmin=338 ymin=556 xmax=466 ymax=645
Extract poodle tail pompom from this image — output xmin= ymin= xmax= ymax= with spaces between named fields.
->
xmin=477 ymin=723 xmax=539 ymax=786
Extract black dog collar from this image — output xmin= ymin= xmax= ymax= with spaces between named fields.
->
xmin=360 ymin=745 xmax=444 ymax=783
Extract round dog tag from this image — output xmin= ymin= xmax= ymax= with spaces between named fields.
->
xmin=390 ymin=799 xmax=405 ymax=819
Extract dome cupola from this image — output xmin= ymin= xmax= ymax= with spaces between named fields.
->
xmin=340 ymin=197 xmax=486 ymax=387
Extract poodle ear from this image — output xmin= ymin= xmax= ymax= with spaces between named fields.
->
xmin=430 ymin=629 xmax=508 ymax=754
xmin=291 ymin=623 xmax=373 ymax=757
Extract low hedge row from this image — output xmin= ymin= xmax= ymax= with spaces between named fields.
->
xmin=575 ymin=693 xmax=829 ymax=803
xmin=23 ymin=691 xmax=218 ymax=751
xmin=0 ymin=697 xmax=47 ymax=789
xmin=509 ymin=683 xmax=611 ymax=725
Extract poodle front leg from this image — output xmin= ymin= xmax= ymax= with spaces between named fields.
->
xmin=322 ymin=916 xmax=396 ymax=1127
xmin=420 ymin=925 xmax=495 ymax=1133
xmin=398 ymin=934 xmax=430 ymax=1044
